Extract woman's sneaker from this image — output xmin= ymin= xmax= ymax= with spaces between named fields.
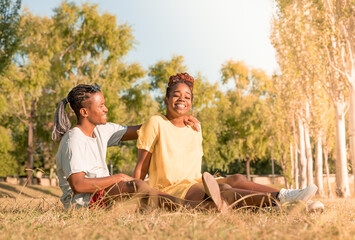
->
xmin=278 ymin=184 xmax=318 ymax=204
xmin=202 ymin=172 xmax=228 ymax=213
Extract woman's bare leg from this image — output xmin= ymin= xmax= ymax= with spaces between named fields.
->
xmin=104 ymin=179 xmax=212 ymax=210
xmin=186 ymin=182 xmax=278 ymax=208
xmin=220 ymin=188 xmax=278 ymax=208
xmin=217 ymin=174 xmax=279 ymax=193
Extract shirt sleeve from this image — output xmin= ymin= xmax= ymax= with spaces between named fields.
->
xmin=61 ymin=138 xmax=87 ymax=178
xmin=98 ymin=123 xmax=128 ymax=147
xmin=137 ymin=116 xmax=160 ymax=153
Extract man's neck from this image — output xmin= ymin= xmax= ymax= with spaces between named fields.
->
xmin=76 ymin=120 xmax=96 ymax=137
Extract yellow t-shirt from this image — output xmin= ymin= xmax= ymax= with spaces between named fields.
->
xmin=137 ymin=115 xmax=203 ymax=199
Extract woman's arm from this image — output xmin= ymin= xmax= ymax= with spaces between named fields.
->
xmin=133 ymin=149 xmax=152 ymax=180
xmin=67 ymin=172 xmax=133 ymax=194
xmin=121 ymin=115 xmax=199 ymax=142
xmin=121 ymin=125 xmax=141 ymax=141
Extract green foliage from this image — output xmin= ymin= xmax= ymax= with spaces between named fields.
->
xmin=1 ymin=1 xmax=324 ymax=180
xmin=148 ymin=56 xmax=187 ymax=112
xmin=0 ymin=1 xmax=150 ymax=175
xmin=0 ymin=126 xmax=18 ymax=177
xmin=0 ymin=0 xmax=21 ymax=73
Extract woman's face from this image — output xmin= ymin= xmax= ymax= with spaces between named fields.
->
xmin=84 ymin=92 xmax=108 ymax=125
xmin=165 ymin=83 xmax=192 ymax=117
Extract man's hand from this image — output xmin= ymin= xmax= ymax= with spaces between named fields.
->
xmin=182 ymin=115 xmax=201 ymax=132
xmin=113 ymin=173 xmax=133 ymax=182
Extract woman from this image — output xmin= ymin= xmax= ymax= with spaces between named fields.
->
xmin=52 ymin=83 xmax=218 ymax=210
xmin=133 ymin=73 xmax=318 ymax=209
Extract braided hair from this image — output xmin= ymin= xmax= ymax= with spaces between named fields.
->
xmin=166 ymin=73 xmax=194 ymax=100
xmin=52 ymin=84 xmax=101 ymax=142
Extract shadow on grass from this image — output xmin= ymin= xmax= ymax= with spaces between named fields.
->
xmin=0 ymin=183 xmax=32 ymax=198
xmin=0 ymin=190 xmax=15 ymax=198
xmin=27 ymin=185 xmax=61 ymax=198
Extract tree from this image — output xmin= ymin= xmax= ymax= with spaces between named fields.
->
xmin=0 ymin=126 xmax=18 ymax=177
xmin=148 ymin=55 xmax=187 ymax=111
xmin=1 ymin=13 xmax=52 ymax=182
xmin=220 ymin=62 xmax=272 ymax=180
xmin=221 ymin=60 xmax=249 ymax=98
xmin=322 ymin=0 xmax=354 ymax=197
xmin=0 ymin=2 xmax=146 ymax=180
xmin=0 ymin=0 xmax=21 ymax=73
xmin=271 ymin=0 xmax=351 ymax=196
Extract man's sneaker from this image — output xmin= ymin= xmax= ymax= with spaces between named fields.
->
xmin=202 ymin=172 xmax=228 ymax=213
xmin=278 ymin=184 xmax=318 ymax=204
xmin=307 ymin=200 xmax=324 ymax=213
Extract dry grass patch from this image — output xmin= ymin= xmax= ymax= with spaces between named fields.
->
xmin=1 ymin=183 xmax=355 ymax=239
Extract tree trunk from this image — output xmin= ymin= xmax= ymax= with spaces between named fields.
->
xmin=334 ymin=104 xmax=350 ymax=197
xmin=294 ymin=143 xmax=299 ymax=189
xmin=292 ymin=114 xmax=299 ymax=189
xmin=348 ymin=64 xmax=355 ymax=196
xmin=245 ymin=157 xmax=250 ymax=181
xmin=323 ymin=146 xmax=333 ymax=198
xmin=304 ymin=121 xmax=313 ymax=186
xmin=304 ymin=101 xmax=313 ymax=186
xmin=271 ymin=158 xmax=275 ymax=184
xmin=26 ymin=99 xmax=36 ymax=185
xmin=315 ymin=135 xmax=324 ymax=196
xmin=290 ymin=142 xmax=294 ymax=188
xmin=298 ymin=117 xmax=307 ymax=188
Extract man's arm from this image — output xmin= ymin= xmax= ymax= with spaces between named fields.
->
xmin=67 ymin=172 xmax=133 ymax=194
xmin=182 ymin=115 xmax=201 ymax=132
xmin=120 ymin=125 xmax=141 ymax=141
xmin=121 ymin=114 xmax=200 ymax=142
xmin=133 ymin=149 xmax=151 ymax=180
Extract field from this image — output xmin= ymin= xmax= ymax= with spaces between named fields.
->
xmin=1 ymin=182 xmax=355 ymax=240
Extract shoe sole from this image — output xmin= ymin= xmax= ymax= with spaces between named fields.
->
xmin=307 ymin=200 xmax=324 ymax=213
xmin=202 ymin=172 xmax=222 ymax=211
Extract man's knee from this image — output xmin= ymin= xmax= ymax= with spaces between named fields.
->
xmin=121 ymin=179 xmax=147 ymax=193
xmin=228 ymin=174 xmax=248 ymax=184
xmin=218 ymin=183 xmax=232 ymax=191
xmin=127 ymin=179 xmax=147 ymax=192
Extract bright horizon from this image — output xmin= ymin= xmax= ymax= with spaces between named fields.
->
xmin=22 ymin=0 xmax=279 ymax=88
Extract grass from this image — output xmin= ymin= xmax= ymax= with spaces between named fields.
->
xmin=1 ymin=182 xmax=355 ymax=240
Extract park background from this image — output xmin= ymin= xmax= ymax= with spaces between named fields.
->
xmin=0 ymin=0 xmax=354 ymax=199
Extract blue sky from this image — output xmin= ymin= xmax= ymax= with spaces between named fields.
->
xmin=22 ymin=0 xmax=278 ymax=87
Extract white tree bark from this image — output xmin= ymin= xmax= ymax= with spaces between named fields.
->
xmin=348 ymin=64 xmax=355 ymax=195
xmin=304 ymin=102 xmax=313 ymax=186
xmin=294 ymin=143 xmax=299 ymax=189
xmin=334 ymin=104 xmax=350 ymax=197
xmin=323 ymin=0 xmax=354 ymax=198
xmin=298 ymin=117 xmax=307 ymax=188
xmin=315 ymin=135 xmax=324 ymax=196
xmin=304 ymin=124 xmax=313 ymax=186
xmin=323 ymin=146 xmax=333 ymax=198
xmin=290 ymin=142 xmax=294 ymax=189
xmin=292 ymin=114 xmax=299 ymax=189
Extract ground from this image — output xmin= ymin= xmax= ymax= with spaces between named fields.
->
xmin=0 ymin=182 xmax=355 ymax=239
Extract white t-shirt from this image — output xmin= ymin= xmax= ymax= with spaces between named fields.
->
xmin=56 ymin=123 xmax=127 ymax=209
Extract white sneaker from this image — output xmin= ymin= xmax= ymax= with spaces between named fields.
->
xmin=307 ymin=200 xmax=324 ymax=213
xmin=278 ymin=184 xmax=318 ymax=204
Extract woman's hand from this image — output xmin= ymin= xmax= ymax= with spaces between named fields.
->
xmin=182 ymin=115 xmax=201 ymax=132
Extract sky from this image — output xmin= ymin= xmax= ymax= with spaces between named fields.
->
xmin=21 ymin=0 xmax=279 ymax=87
